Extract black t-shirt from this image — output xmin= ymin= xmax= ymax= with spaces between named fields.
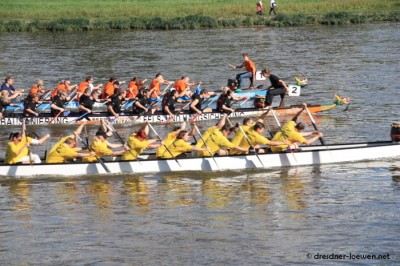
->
xmin=132 ymin=97 xmax=150 ymax=114
xmin=216 ymin=94 xmax=231 ymax=112
xmin=107 ymin=95 xmax=122 ymax=114
xmin=51 ymin=95 xmax=66 ymax=116
xmin=162 ymin=94 xmax=176 ymax=114
xmin=24 ymin=101 xmax=37 ymax=116
xmin=79 ymin=94 xmax=95 ymax=110
xmin=190 ymin=93 xmax=204 ymax=113
xmin=269 ymin=74 xmax=282 ymax=88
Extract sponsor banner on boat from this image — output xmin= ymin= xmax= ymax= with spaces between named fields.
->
xmin=0 ymin=111 xmax=249 ymax=126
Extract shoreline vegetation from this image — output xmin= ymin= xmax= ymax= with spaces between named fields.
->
xmin=0 ymin=0 xmax=399 ymax=32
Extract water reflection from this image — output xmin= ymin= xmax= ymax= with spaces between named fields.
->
xmin=8 ymin=181 xmax=32 ymax=213
xmin=123 ymin=176 xmax=151 ymax=208
xmin=389 ymin=166 xmax=400 ymax=189
xmin=86 ymin=180 xmax=112 ymax=211
xmin=56 ymin=181 xmax=80 ymax=206
xmin=279 ymin=168 xmax=307 ymax=211
xmin=161 ymin=175 xmax=200 ymax=207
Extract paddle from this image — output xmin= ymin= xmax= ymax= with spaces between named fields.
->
xmin=48 ymin=110 xmax=63 ymax=125
xmin=189 ymin=112 xmax=202 ymax=124
xmin=226 ymin=116 xmax=264 ymax=168
xmin=161 ymin=82 xmax=173 ymax=95
xmin=69 ymin=112 xmax=89 ymax=124
xmin=40 ymin=90 xmax=52 ymax=101
xmin=147 ymin=123 xmax=181 ymax=167
xmin=193 ymin=124 xmax=219 ymax=170
xmin=75 ymin=134 xmax=111 ymax=173
xmin=304 ymin=106 xmax=327 ymax=146
xmin=22 ymin=119 xmax=33 ymax=164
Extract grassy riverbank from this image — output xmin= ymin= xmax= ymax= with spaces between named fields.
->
xmin=0 ymin=0 xmax=399 ymax=32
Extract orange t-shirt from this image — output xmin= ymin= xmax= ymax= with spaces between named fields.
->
xmin=76 ymin=81 xmax=89 ymax=100
xmin=126 ymin=81 xmax=139 ymax=99
xmin=174 ymin=80 xmax=187 ymax=94
xmin=149 ymin=79 xmax=160 ymax=99
xmin=244 ymin=60 xmax=256 ymax=73
xmin=101 ymin=82 xmax=114 ymax=99
xmin=78 ymin=81 xmax=89 ymax=94
xmin=29 ymin=86 xmax=41 ymax=95
xmin=51 ymin=84 xmax=67 ymax=99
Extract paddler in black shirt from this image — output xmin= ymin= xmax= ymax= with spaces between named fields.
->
xmin=78 ymin=88 xmax=103 ymax=120
xmin=50 ymin=90 xmax=67 ymax=116
xmin=107 ymin=88 xmax=125 ymax=118
xmin=132 ymin=88 xmax=153 ymax=115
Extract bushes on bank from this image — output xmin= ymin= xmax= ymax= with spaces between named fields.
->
xmin=0 ymin=13 xmax=399 ymax=32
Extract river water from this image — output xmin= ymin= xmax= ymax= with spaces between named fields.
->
xmin=0 ymin=23 xmax=399 ymax=264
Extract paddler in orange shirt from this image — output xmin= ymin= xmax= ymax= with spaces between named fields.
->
xmin=149 ymin=73 xmax=172 ymax=101
xmin=230 ymin=53 xmax=257 ymax=91
xmin=76 ymin=75 xmax=103 ymax=100
xmin=29 ymin=79 xmax=46 ymax=96
xmin=101 ymin=76 xmax=126 ymax=100
xmin=126 ymin=77 xmax=147 ymax=100
xmin=51 ymin=79 xmax=77 ymax=100
xmin=173 ymin=76 xmax=201 ymax=101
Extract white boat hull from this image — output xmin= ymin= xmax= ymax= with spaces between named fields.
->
xmin=1 ymin=141 xmax=399 ymax=178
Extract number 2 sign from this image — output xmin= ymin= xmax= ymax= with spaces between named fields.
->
xmin=288 ymin=85 xmax=301 ymax=96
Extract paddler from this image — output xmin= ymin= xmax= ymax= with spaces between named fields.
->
xmin=158 ymin=129 xmax=206 ymax=159
xmin=149 ymin=73 xmax=172 ymax=101
xmin=82 ymin=130 xmax=129 ymax=163
xmin=156 ymin=122 xmax=186 ymax=158
xmin=236 ymin=122 xmax=289 ymax=154
xmin=122 ymin=124 xmax=161 ymax=160
xmin=197 ymin=124 xmax=247 ymax=157
xmin=173 ymin=76 xmax=200 ymax=100
xmin=107 ymin=88 xmax=125 ymax=118
xmin=189 ymin=88 xmax=212 ymax=114
xmin=5 ymin=125 xmax=50 ymax=164
xmin=51 ymin=79 xmax=77 ymax=100
xmin=126 ymin=77 xmax=147 ymax=100
xmin=270 ymin=103 xmax=323 ymax=152
xmin=46 ymin=123 xmax=94 ymax=163
xmin=76 ymin=75 xmax=103 ymax=100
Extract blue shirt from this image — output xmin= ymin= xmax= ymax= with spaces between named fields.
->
xmin=0 ymin=83 xmax=15 ymax=96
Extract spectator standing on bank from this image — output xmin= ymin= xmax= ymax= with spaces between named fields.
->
xmin=269 ymin=0 xmax=277 ymax=15
xmin=256 ymin=0 xmax=263 ymax=15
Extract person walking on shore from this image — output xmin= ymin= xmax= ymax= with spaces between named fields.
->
xmin=256 ymin=0 xmax=263 ymax=15
xmin=269 ymin=0 xmax=277 ymax=15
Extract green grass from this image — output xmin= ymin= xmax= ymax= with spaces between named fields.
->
xmin=0 ymin=0 xmax=399 ymax=31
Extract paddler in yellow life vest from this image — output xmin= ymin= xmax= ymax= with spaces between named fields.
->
xmin=229 ymin=109 xmax=271 ymax=154
xmin=156 ymin=122 xmax=186 ymax=158
xmin=83 ymin=130 xmax=129 ymax=162
xmin=5 ymin=130 xmax=50 ymax=164
xmin=198 ymin=124 xmax=247 ymax=157
xmin=237 ymin=122 xmax=289 ymax=154
xmin=270 ymin=103 xmax=323 ymax=153
xmin=122 ymin=124 xmax=162 ymax=160
xmin=159 ymin=129 xmax=206 ymax=159
xmin=46 ymin=123 xmax=94 ymax=163
xmin=195 ymin=113 xmax=227 ymax=150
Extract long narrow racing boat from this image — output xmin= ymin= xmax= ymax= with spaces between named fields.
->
xmin=0 ymin=102 xmax=344 ymax=126
xmin=0 ymin=141 xmax=399 ymax=178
